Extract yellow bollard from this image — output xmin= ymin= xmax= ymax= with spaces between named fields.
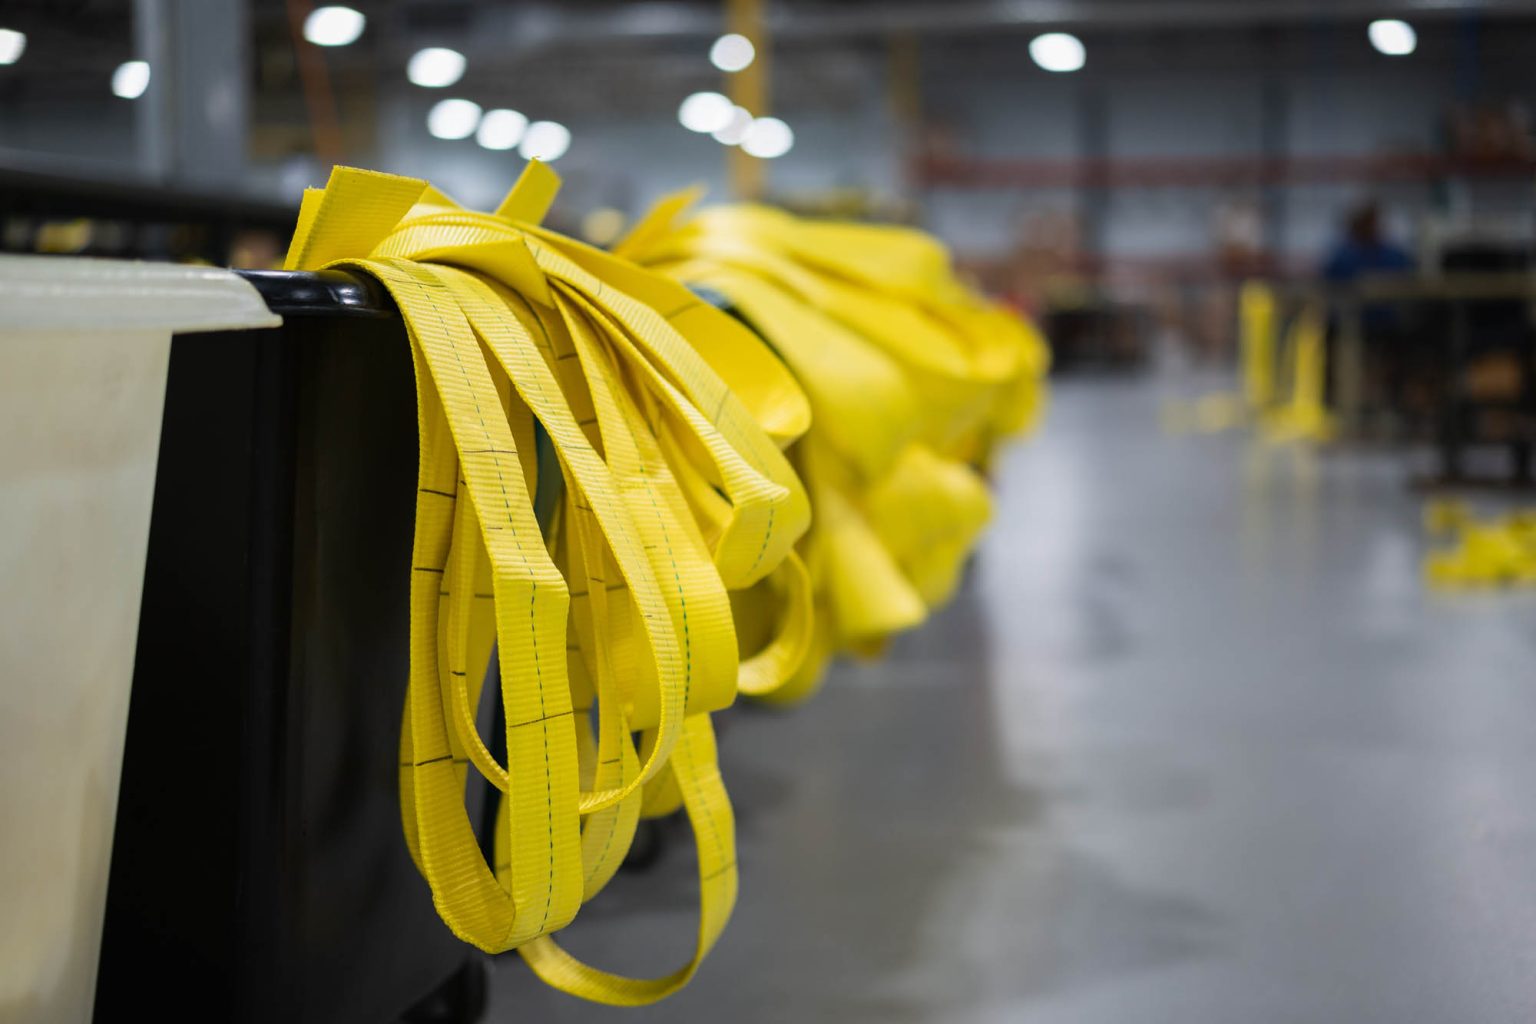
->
xmin=1261 ymin=301 xmax=1334 ymax=443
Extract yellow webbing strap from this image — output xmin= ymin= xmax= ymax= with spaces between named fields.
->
xmin=671 ymin=260 xmax=920 ymax=480
xmin=1422 ymin=500 xmax=1536 ymax=587
xmin=494 ymin=160 xmax=561 ymax=223
xmin=528 ymin=221 xmax=812 ymax=450
xmin=282 ymin=163 xmax=809 ymax=1005
xmin=621 ymin=197 xmax=1047 ymax=700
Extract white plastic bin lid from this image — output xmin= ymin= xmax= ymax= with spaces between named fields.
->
xmin=0 ymin=254 xmax=280 ymax=332
xmin=0 ymin=256 xmax=278 ymax=1024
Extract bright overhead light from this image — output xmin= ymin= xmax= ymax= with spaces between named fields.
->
xmin=408 ymin=47 xmax=466 ymax=88
xmin=477 ymin=108 xmax=529 ymax=151
xmin=741 ymin=116 xmax=793 ymax=159
xmin=1029 ymin=32 xmax=1085 ymax=73
xmin=710 ymin=33 xmax=755 ymax=72
xmin=303 ymin=6 xmax=365 ymax=47
xmin=519 ymin=121 xmax=571 ymax=162
xmin=0 ymin=29 xmax=26 ymax=65
xmin=678 ymin=91 xmax=734 ymax=133
xmin=112 ymin=61 xmax=151 ymax=100
xmin=427 ymin=98 xmax=481 ymax=140
xmin=1368 ymin=19 xmax=1416 ymax=56
xmin=712 ymin=105 xmax=754 ymax=146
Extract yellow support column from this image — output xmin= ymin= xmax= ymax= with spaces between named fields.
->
xmin=1239 ymin=280 xmax=1278 ymax=413
xmin=726 ymin=0 xmax=768 ymax=201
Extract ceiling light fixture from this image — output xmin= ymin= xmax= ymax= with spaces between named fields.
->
xmin=477 ymin=108 xmax=529 ymax=151
xmin=1368 ymin=19 xmax=1416 ymax=56
xmin=741 ymin=117 xmax=793 ymax=159
xmin=426 ymin=98 xmax=482 ymax=140
xmin=1029 ymin=32 xmax=1086 ymax=73
xmin=712 ymin=105 xmax=754 ymax=146
xmin=679 ymin=91 xmax=734 ymax=133
xmin=303 ymin=6 xmax=365 ymax=47
xmin=519 ymin=121 xmax=571 ymax=162
xmin=408 ymin=47 xmax=467 ymax=88
xmin=710 ymin=33 xmax=755 ymax=72
xmin=0 ymin=29 xmax=27 ymax=65
xmin=112 ymin=61 xmax=151 ymax=99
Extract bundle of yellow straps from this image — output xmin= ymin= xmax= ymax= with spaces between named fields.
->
xmin=1422 ymin=499 xmax=1536 ymax=588
xmin=280 ymin=161 xmax=1045 ymax=1005
xmin=619 ymin=194 xmax=1048 ymax=695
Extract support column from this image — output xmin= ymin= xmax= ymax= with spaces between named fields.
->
xmin=1077 ymin=84 xmax=1108 ymax=286
xmin=132 ymin=0 xmax=170 ymax=181
xmin=726 ymin=0 xmax=767 ymax=201
xmin=133 ymin=0 xmax=249 ymax=189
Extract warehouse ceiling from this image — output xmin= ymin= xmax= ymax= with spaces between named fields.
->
xmin=5 ymin=1 xmax=1536 ymax=134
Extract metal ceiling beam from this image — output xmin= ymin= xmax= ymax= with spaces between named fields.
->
xmin=766 ymin=0 xmax=1536 ymax=36
xmin=458 ymin=0 xmax=1536 ymax=53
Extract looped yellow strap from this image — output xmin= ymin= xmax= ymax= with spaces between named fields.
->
xmin=279 ymin=161 xmax=1040 ymax=1005
xmin=283 ymin=163 xmax=811 ymax=1005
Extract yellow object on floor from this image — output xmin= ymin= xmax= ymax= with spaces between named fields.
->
xmin=1259 ymin=300 xmax=1334 ymax=443
xmin=1164 ymin=281 xmax=1333 ymax=444
xmin=1422 ymin=499 xmax=1536 ymax=587
xmin=615 ymin=197 xmax=1049 ymax=698
xmin=1163 ymin=279 xmax=1279 ymax=436
xmin=1240 ymin=279 xmax=1279 ymax=412
xmin=284 ymin=162 xmax=812 ymax=1005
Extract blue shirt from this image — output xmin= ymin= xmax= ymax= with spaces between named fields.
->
xmin=1323 ymin=240 xmax=1415 ymax=331
xmin=1322 ymin=240 xmax=1415 ymax=283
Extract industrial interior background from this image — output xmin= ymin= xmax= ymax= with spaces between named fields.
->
xmin=3 ymin=1 xmax=1536 ymax=1022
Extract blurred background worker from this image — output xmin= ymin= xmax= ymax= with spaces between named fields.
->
xmin=1322 ymin=201 xmax=1415 ymax=285
xmin=1321 ymin=201 xmax=1420 ymax=420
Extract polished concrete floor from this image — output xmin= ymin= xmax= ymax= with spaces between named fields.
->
xmin=492 ymin=375 xmax=1536 ymax=1022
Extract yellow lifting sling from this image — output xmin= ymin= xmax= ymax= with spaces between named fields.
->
xmin=616 ymin=196 xmax=1049 ymax=697
xmin=282 ymin=162 xmax=810 ymax=1005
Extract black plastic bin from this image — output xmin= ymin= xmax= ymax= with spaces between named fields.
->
xmin=94 ymin=270 xmax=484 ymax=1024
